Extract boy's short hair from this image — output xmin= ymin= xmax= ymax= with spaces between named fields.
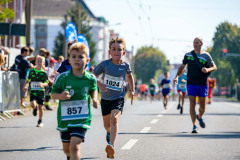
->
xmin=69 ymin=42 xmax=89 ymax=57
xmin=39 ymin=48 xmax=47 ymax=53
xmin=21 ymin=47 xmax=29 ymax=54
xmin=29 ymin=47 xmax=34 ymax=52
xmin=164 ymin=72 xmax=169 ymax=76
xmin=68 ymin=40 xmax=78 ymax=50
xmin=36 ymin=55 xmax=45 ymax=62
xmin=58 ymin=56 xmax=64 ymax=61
xmin=109 ymin=37 xmax=126 ymax=50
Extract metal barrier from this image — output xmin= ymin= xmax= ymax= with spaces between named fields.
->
xmin=0 ymin=71 xmax=24 ymax=121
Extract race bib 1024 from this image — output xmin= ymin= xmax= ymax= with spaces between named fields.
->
xmin=31 ymin=82 xmax=42 ymax=90
xmin=61 ymin=100 xmax=89 ymax=121
xmin=103 ymin=74 xmax=124 ymax=91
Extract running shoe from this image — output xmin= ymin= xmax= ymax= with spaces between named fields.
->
xmin=105 ymin=144 xmax=115 ymax=159
xmin=164 ymin=103 xmax=167 ymax=109
xmin=177 ymin=104 xmax=180 ymax=110
xmin=45 ymin=105 xmax=53 ymax=110
xmin=106 ymin=132 xmax=110 ymax=144
xmin=197 ymin=115 xmax=206 ymax=128
xmin=67 ymin=156 xmax=70 ymax=160
xmin=33 ymin=107 xmax=37 ymax=116
xmin=37 ymin=120 xmax=44 ymax=127
xmin=192 ymin=125 xmax=199 ymax=133
xmin=180 ymin=106 xmax=183 ymax=114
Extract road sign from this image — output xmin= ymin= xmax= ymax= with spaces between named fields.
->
xmin=78 ymin=34 xmax=91 ymax=69
xmin=65 ymin=22 xmax=78 ymax=42
xmin=0 ymin=22 xmax=26 ymax=36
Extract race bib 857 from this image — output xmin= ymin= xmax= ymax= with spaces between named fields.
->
xmin=61 ymin=100 xmax=89 ymax=121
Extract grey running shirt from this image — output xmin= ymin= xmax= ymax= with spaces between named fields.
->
xmin=93 ymin=59 xmax=132 ymax=100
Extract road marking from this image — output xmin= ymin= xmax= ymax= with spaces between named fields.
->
xmin=150 ymin=119 xmax=159 ymax=124
xmin=140 ymin=127 xmax=151 ymax=133
xmin=121 ymin=139 xmax=138 ymax=150
xmin=157 ymin=114 xmax=163 ymax=117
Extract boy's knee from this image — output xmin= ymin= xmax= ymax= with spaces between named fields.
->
xmin=110 ymin=115 xmax=118 ymax=124
xmin=69 ymin=143 xmax=80 ymax=152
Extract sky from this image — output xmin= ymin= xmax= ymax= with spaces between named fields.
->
xmin=84 ymin=0 xmax=240 ymax=64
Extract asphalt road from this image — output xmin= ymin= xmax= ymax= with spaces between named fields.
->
xmin=0 ymin=97 xmax=240 ymax=160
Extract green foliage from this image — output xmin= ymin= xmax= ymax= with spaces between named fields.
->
xmin=54 ymin=5 xmax=96 ymax=65
xmin=134 ymin=46 xmax=169 ymax=83
xmin=210 ymin=22 xmax=240 ymax=86
xmin=0 ymin=0 xmax=15 ymax=22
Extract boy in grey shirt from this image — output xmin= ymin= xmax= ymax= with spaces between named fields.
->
xmin=93 ymin=37 xmax=135 ymax=159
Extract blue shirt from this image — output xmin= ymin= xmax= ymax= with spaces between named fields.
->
xmin=57 ymin=59 xmax=72 ymax=74
xmin=177 ymin=73 xmax=187 ymax=92
xmin=161 ymin=79 xmax=171 ymax=92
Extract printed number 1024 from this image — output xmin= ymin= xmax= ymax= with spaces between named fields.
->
xmin=106 ymin=80 xmax=120 ymax=87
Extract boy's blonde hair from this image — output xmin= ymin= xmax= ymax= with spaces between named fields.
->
xmin=58 ymin=56 xmax=64 ymax=61
xmin=36 ymin=55 xmax=45 ymax=62
xmin=109 ymin=37 xmax=126 ymax=50
xmin=69 ymin=42 xmax=89 ymax=57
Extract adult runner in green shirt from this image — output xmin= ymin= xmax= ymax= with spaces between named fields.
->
xmin=51 ymin=42 xmax=99 ymax=160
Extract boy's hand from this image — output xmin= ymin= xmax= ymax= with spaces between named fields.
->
xmin=23 ymin=87 xmax=28 ymax=92
xmin=39 ymin=82 xmax=45 ymax=88
xmin=98 ymin=83 xmax=107 ymax=92
xmin=173 ymin=77 xmax=178 ymax=86
xmin=201 ymin=67 xmax=209 ymax=73
xmin=60 ymin=91 xmax=71 ymax=100
xmin=130 ymin=91 xmax=134 ymax=105
xmin=92 ymin=99 xmax=99 ymax=109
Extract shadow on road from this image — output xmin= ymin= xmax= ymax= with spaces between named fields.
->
xmin=165 ymin=131 xmax=240 ymax=139
xmin=205 ymin=113 xmax=240 ymax=116
xmin=0 ymin=146 xmax=61 ymax=152
xmin=0 ymin=126 xmax=33 ymax=129
xmin=119 ymin=131 xmax=240 ymax=139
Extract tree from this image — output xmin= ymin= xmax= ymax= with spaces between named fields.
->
xmin=0 ymin=0 xmax=15 ymax=22
xmin=53 ymin=5 xmax=96 ymax=65
xmin=210 ymin=22 xmax=240 ymax=87
xmin=134 ymin=46 xmax=169 ymax=83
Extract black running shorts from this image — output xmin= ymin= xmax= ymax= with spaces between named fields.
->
xmin=100 ymin=98 xmax=124 ymax=116
xmin=60 ymin=127 xmax=87 ymax=143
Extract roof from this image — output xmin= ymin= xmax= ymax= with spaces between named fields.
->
xmin=32 ymin=0 xmax=107 ymax=23
xmin=32 ymin=0 xmax=74 ymax=19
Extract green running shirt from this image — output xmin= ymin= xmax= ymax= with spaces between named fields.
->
xmin=27 ymin=68 xmax=49 ymax=99
xmin=51 ymin=70 xmax=97 ymax=132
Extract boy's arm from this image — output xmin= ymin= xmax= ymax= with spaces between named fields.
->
xmin=93 ymin=73 xmax=107 ymax=92
xmin=90 ymin=90 xmax=99 ymax=108
xmin=52 ymin=91 xmax=71 ymax=100
xmin=23 ymin=81 xmax=30 ymax=92
xmin=126 ymin=73 xmax=135 ymax=105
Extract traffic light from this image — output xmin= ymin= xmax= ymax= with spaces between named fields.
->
xmin=222 ymin=48 xmax=227 ymax=57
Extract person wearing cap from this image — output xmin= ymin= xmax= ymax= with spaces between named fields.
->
xmin=45 ymin=57 xmax=58 ymax=110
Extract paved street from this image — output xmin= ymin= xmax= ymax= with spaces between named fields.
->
xmin=0 ymin=98 xmax=240 ymax=160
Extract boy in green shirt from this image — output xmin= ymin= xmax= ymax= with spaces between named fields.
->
xmin=23 ymin=55 xmax=49 ymax=127
xmin=51 ymin=42 xmax=99 ymax=160
xmin=149 ymin=78 xmax=156 ymax=103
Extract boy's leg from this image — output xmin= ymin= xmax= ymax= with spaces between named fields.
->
xmin=103 ymin=114 xmax=111 ymax=133
xmin=62 ymin=142 xmax=70 ymax=157
xmin=38 ymin=104 xmax=44 ymax=121
xmin=30 ymin=100 xmax=37 ymax=109
xmin=69 ymin=137 xmax=82 ymax=160
xmin=188 ymin=95 xmax=197 ymax=124
xmin=110 ymin=109 xmax=121 ymax=146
